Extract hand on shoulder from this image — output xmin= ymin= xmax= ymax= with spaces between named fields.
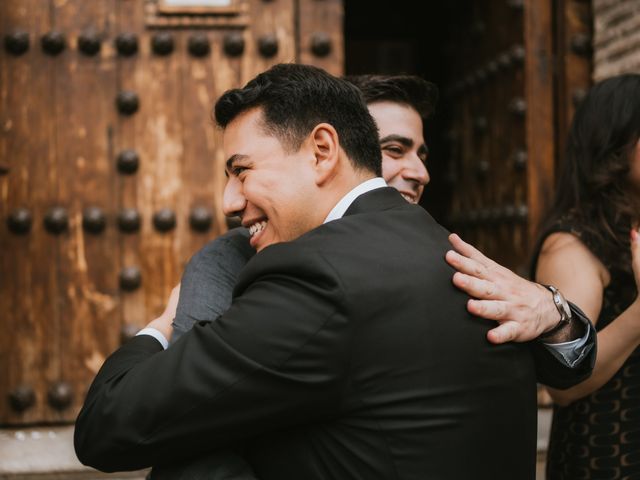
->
xmin=445 ymin=233 xmax=588 ymax=343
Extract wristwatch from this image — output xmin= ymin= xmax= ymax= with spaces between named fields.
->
xmin=540 ymin=284 xmax=572 ymax=337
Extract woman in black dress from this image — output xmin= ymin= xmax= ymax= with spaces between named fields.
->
xmin=533 ymin=74 xmax=640 ymax=479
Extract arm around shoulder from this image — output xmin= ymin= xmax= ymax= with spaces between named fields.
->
xmin=74 ymin=244 xmax=349 ymax=472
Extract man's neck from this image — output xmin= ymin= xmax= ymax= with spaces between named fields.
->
xmin=323 ymin=176 xmax=386 ymax=223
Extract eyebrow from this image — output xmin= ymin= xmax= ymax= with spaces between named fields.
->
xmin=225 ymin=154 xmax=249 ymax=176
xmin=379 ymin=134 xmax=413 ymax=148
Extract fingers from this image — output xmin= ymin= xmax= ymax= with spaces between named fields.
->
xmin=452 ymin=272 xmax=501 ymax=300
xmin=467 ymin=299 xmax=518 ymax=343
xmin=467 ymin=299 xmax=541 ymax=343
xmin=448 ymin=232 xmax=547 ymax=344
xmin=448 ymin=233 xmax=493 ymax=266
xmin=446 ymin=250 xmax=490 ymax=279
xmin=467 ymin=299 xmax=509 ymax=320
xmin=486 ymin=321 xmax=520 ymax=344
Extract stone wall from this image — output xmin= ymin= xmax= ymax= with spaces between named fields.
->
xmin=593 ymin=0 xmax=640 ymax=81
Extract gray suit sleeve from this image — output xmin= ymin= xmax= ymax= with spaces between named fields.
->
xmin=164 ymin=228 xmax=257 ymax=479
xmin=171 ymin=228 xmax=254 ymax=344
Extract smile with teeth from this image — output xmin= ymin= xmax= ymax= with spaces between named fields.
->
xmin=400 ymin=193 xmax=417 ymax=204
xmin=248 ymin=220 xmax=268 ymax=237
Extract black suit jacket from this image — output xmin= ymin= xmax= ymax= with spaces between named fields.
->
xmin=75 ymin=188 xmax=593 ymax=479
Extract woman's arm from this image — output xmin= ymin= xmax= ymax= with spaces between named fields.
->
xmin=536 ymin=231 xmax=640 ymax=406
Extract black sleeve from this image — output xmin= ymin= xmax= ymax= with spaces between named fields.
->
xmin=74 ymin=246 xmax=350 ymax=473
xmin=151 ymin=449 xmax=258 ymax=480
xmin=531 ymin=302 xmax=597 ymax=389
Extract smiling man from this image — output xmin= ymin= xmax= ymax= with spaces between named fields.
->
xmin=75 ymin=64 xmax=546 ymax=479
xmin=220 ymin=106 xmax=345 ymax=252
xmin=347 ymin=75 xmax=435 ymax=205
xmin=170 ymin=74 xmax=438 ymax=346
xmin=375 ymin=101 xmax=428 ymax=204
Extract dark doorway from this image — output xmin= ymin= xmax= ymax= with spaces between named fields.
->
xmin=345 ymin=0 xmax=593 ymax=275
xmin=344 ymin=0 xmax=466 ymax=225
xmin=345 ymin=0 xmax=538 ymax=273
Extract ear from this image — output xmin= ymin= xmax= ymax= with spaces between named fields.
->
xmin=309 ymin=123 xmax=340 ymax=186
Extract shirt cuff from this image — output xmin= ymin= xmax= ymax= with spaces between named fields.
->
xmin=542 ymin=327 xmax=591 ymax=368
xmin=136 ymin=327 xmax=169 ymax=350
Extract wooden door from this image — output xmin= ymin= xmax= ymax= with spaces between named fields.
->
xmin=0 ymin=0 xmax=342 ymax=425
xmin=437 ymin=0 xmax=592 ymax=411
xmin=443 ymin=0 xmax=537 ymax=275
xmin=442 ymin=0 xmax=592 ymax=276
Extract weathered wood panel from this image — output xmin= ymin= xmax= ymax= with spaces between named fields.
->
xmin=177 ymin=28 xmax=227 ymax=264
xmin=115 ymin=0 xmax=147 ymax=345
xmin=51 ymin=0 xmax=119 ymax=422
xmin=0 ymin=0 xmax=59 ymax=425
xmin=593 ymin=0 xmax=640 ymax=81
xmin=555 ymin=0 xmax=593 ymax=170
xmin=444 ymin=0 xmax=529 ymax=274
xmin=298 ymin=0 xmax=344 ymax=75
xmin=524 ymin=0 xmax=555 ymax=243
xmin=1 ymin=0 xmax=339 ymax=425
xmin=114 ymin=1 xmax=188 ymax=334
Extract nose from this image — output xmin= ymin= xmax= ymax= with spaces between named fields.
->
xmin=222 ymin=177 xmax=247 ymax=217
xmin=402 ymin=155 xmax=430 ymax=187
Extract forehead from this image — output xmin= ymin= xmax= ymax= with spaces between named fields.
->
xmin=222 ymin=108 xmax=284 ymax=166
xmin=222 ymin=107 xmax=281 ymax=156
xmin=367 ymin=101 xmax=424 ymax=142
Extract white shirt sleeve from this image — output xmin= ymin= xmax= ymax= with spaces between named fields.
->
xmin=542 ymin=328 xmax=591 ymax=368
xmin=136 ymin=327 xmax=169 ymax=350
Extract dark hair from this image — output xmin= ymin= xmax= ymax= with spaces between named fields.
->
xmin=344 ymin=74 xmax=439 ymax=120
xmin=535 ymin=74 xmax=640 ymax=275
xmin=214 ymin=63 xmax=382 ymax=176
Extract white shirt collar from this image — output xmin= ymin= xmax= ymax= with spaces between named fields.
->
xmin=323 ymin=177 xmax=387 ymax=224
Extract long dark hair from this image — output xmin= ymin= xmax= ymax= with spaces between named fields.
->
xmin=535 ymin=74 xmax=640 ymax=275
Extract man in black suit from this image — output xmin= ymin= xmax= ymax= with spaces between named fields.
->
xmin=75 ymin=64 xmax=589 ymax=479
